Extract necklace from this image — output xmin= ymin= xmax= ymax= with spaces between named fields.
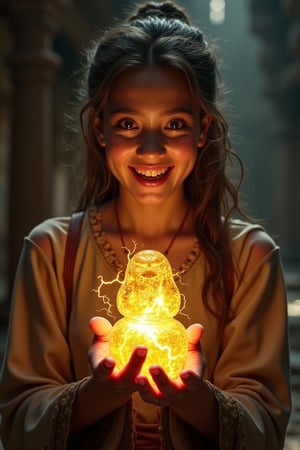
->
xmin=114 ymin=200 xmax=190 ymax=256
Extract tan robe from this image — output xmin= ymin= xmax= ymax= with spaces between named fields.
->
xmin=0 ymin=207 xmax=291 ymax=449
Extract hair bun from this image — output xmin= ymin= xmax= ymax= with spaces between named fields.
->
xmin=127 ymin=1 xmax=190 ymax=25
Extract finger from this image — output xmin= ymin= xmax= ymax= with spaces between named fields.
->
xmin=148 ymin=366 xmax=181 ymax=400
xmin=186 ymin=323 xmax=204 ymax=346
xmin=136 ymin=374 xmax=168 ymax=406
xmin=102 ymin=347 xmax=148 ymax=396
xmin=91 ymin=356 xmax=116 ymax=381
xmin=181 ymin=345 xmax=206 ymax=380
xmin=128 ymin=346 xmax=148 ymax=370
xmin=119 ymin=346 xmax=148 ymax=379
xmin=89 ymin=316 xmax=112 ymax=337
xmin=88 ymin=331 xmax=115 ymax=371
xmin=88 ymin=318 xmax=113 ymax=371
xmin=183 ymin=324 xmax=205 ymax=375
xmin=180 ymin=369 xmax=203 ymax=390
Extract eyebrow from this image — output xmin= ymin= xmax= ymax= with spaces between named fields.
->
xmin=109 ymin=107 xmax=195 ymax=116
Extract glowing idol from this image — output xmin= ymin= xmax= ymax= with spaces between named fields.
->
xmin=110 ymin=250 xmax=188 ymax=380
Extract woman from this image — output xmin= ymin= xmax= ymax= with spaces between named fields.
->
xmin=0 ymin=2 xmax=291 ymax=449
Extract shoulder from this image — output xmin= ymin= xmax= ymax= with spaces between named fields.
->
xmin=229 ymin=219 xmax=278 ymax=274
xmin=27 ymin=216 xmax=72 ymax=263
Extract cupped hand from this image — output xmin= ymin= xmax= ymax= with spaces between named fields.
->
xmin=69 ymin=317 xmax=148 ymax=433
xmin=135 ymin=323 xmax=218 ymax=438
xmin=136 ymin=323 xmax=206 ymax=407
xmin=89 ymin=316 xmax=148 ymax=399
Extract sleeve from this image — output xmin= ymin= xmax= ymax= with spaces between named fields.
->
xmin=0 ymin=235 xmax=80 ymax=450
xmin=212 ymin=239 xmax=291 ymax=449
xmin=167 ymin=232 xmax=291 ymax=450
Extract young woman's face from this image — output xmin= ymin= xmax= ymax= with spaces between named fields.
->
xmin=94 ymin=65 xmax=210 ymax=205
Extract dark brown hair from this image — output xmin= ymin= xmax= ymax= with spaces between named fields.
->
xmin=75 ymin=1 xmax=247 ymax=327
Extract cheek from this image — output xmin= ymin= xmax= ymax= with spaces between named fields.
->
xmin=171 ymin=138 xmax=198 ymax=164
xmin=105 ymin=139 xmax=134 ymax=175
xmin=105 ymin=137 xmax=130 ymax=160
xmin=184 ymin=149 xmax=198 ymax=173
xmin=175 ymin=141 xmax=198 ymax=176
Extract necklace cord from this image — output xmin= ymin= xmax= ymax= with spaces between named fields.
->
xmin=114 ymin=200 xmax=190 ymax=256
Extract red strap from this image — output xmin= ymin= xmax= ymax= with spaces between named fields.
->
xmin=63 ymin=211 xmax=84 ymax=321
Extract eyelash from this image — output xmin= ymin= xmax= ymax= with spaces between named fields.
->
xmin=116 ymin=118 xmax=189 ymax=131
xmin=166 ymin=119 xmax=188 ymax=130
xmin=118 ymin=118 xmax=137 ymax=130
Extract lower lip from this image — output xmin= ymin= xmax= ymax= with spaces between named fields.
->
xmin=130 ymin=167 xmax=173 ymax=187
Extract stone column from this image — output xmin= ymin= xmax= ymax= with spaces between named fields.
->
xmin=249 ymin=0 xmax=300 ymax=270
xmin=249 ymin=2 xmax=300 ymax=445
xmin=278 ymin=0 xmax=300 ymax=270
xmin=284 ymin=0 xmax=300 ymax=84
xmin=8 ymin=0 xmax=70 ymax=288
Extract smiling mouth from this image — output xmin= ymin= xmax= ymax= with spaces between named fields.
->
xmin=131 ymin=167 xmax=172 ymax=181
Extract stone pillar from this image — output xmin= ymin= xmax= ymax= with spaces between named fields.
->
xmin=8 ymin=0 xmax=70 ymax=288
xmin=284 ymin=0 xmax=300 ymax=84
xmin=0 ymin=22 xmax=12 ymax=305
xmin=249 ymin=0 xmax=300 ymax=270
xmin=278 ymin=0 xmax=300 ymax=270
xmin=249 ymin=2 xmax=300 ymax=445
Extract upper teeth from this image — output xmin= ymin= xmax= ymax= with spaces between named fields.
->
xmin=136 ymin=168 xmax=167 ymax=177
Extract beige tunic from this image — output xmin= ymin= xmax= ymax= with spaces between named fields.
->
xmin=0 ymin=207 xmax=291 ymax=449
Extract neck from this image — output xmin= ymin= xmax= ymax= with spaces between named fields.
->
xmin=114 ymin=196 xmax=192 ymax=257
xmin=115 ymin=197 xmax=190 ymax=238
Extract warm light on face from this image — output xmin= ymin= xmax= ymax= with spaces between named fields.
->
xmin=110 ymin=250 xmax=188 ymax=380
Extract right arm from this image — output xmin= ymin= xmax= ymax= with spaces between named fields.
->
xmin=69 ymin=317 xmax=147 ymax=434
xmin=0 ymin=232 xmax=77 ymax=449
xmin=0 ymin=223 xmax=146 ymax=449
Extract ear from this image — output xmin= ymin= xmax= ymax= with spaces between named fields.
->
xmin=198 ymin=113 xmax=212 ymax=148
xmin=93 ymin=114 xmax=106 ymax=147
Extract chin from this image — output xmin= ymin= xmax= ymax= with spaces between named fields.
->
xmin=133 ymin=194 xmax=169 ymax=205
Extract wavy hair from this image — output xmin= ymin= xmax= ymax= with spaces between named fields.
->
xmin=75 ymin=1 xmax=247 ymax=328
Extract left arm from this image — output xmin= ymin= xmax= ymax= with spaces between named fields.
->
xmin=137 ymin=230 xmax=291 ymax=449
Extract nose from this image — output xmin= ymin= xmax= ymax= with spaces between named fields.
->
xmin=136 ymin=130 xmax=166 ymax=156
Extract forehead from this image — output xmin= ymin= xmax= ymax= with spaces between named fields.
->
xmin=106 ymin=65 xmax=196 ymax=109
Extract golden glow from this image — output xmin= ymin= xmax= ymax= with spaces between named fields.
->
xmin=110 ymin=250 xmax=188 ymax=380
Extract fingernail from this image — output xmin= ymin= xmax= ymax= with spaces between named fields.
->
xmin=136 ymin=348 xmax=147 ymax=358
xmin=150 ymin=367 xmax=160 ymax=376
xmin=104 ymin=357 xmax=114 ymax=368
xmin=137 ymin=378 xmax=145 ymax=386
xmin=181 ymin=371 xmax=191 ymax=380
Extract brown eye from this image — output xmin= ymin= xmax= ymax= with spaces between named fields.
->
xmin=119 ymin=119 xmax=137 ymax=130
xmin=167 ymin=119 xmax=186 ymax=130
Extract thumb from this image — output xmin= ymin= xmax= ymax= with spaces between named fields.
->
xmin=89 ymin=316 xmax=112 ymax=337
xmin=186 ymin=323 xmax=204 ymax=345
